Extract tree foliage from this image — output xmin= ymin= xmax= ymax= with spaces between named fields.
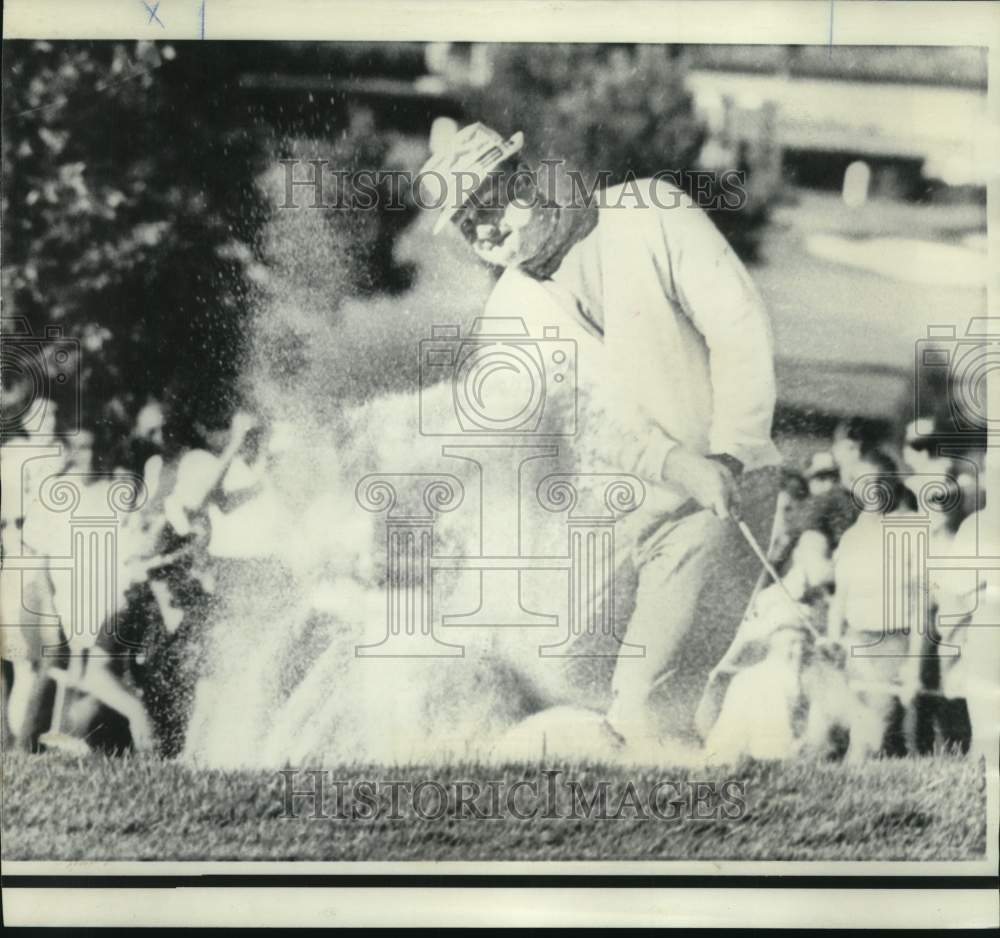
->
xmin=2 ymin=41 xmax=268 ymax=459
xmin=467 ymin=44 xmax=768 ymax=259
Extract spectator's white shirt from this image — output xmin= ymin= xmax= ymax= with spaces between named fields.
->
xmin=933 ymin=510 xmax=986 ymax=614
xmin=831 ymin=509 xmax=924 ymax=641
xmin=484 ymin=179 xmax=780 ymax=509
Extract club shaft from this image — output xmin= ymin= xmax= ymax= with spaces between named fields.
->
xmin=734 ymin=518 xmax=819 ymax=634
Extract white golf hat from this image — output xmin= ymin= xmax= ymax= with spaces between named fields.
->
xmin=419 ymin=119 xmax=525 ymax=234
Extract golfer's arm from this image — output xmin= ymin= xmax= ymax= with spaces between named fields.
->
xmin=616 ymin=426 xmax=680 ymax=483
xmin=668 ymin=206 xmax=777 ymax=466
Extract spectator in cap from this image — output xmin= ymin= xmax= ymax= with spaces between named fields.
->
xmin=763 ymin=466 xmax=809 ymax=570
xmin=904 ymin=415 xmax=983 ymax=519
xmin=420 ymin=119 xmax=781 ymax=750
xmin=765 ymin=453 xmax=857 ymax=580
xmin=902 ymin=414 xmax=981 ymax=754
xmin=831 ymin=417 xmax=886 ymax=491
xmin=804 ymin=450 xmax=839 ymax=498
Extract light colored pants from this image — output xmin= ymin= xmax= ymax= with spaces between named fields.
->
xmin=607 ymin=467 xmax=779 ymax=744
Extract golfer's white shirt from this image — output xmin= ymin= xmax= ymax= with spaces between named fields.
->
xmin=484 ymin=179 xmax=780 ymax=509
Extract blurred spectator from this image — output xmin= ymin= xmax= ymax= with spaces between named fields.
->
xmin=124 ymin=410 xmax=256 ymax=754
xmin=703 ymin=623 xmax=816 ymax=761
xmin=764 ymin=466 xmax=808 ymax=566
xmin=780 ymin=466 xmax=808 ymax=502
xmin=698 ymin=523 xmax=836 ymax=746
xmin=903 ymin=416 xmax=982 ymax=753
xmin=933 ymin=507 xmax=995 ymax=757
xmin=0 ymin=401 xmax=54 ymax=558
xmin=769 ymin=454 xmax=857 ymax=577
xmin=112 ymin=399 xmax=167 ymax=478
xmin=903 ymin=415 xmax=984 ymax=519
xmin=207 ymin=419 xmax=293 ymax=560
xmin=804 ymin=450 xmax=840 ymax=497
xmin=5 ymin=400 xmax=62 ymax=556
xmin=827 ymin=449 xmax=922 ymax=759
xmin=831 ymin=417 xmax=888 ymax=490
xmin=20 ymin=428 xmax=96 ymax=561
xmin=62 ymin=429 xmax=95 ymax=474
xmin=1 ymin=400 xmax=65 ymax=751
xmin=786 ymin=484 xmax=859 ymax=562
xmin=902 ymin=416 xmax=942 ymax=476
xmin=23 ymin=410 xmax=256 ymax=755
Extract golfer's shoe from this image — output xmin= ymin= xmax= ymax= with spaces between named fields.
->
xmin=38 ymin=731 xmax=92 ymax=758
xmin=604 ymin=692 xmax=655 ymax=750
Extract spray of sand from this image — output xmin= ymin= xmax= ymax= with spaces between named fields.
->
xmin=182 ymin=157 xmax=656 ymax=769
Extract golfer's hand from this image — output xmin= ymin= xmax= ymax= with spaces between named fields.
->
xmin=662 ymin=447 xmax=739 ymax=519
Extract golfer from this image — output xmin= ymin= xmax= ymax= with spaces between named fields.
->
xmin=420 ymin=122 xmax=781 ymax=748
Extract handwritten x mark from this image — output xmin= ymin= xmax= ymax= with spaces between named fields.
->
xmin=142 ymin=0 xmax=165 ymax=28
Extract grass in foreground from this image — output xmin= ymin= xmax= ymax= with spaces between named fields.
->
xmin=1 ymin=751 xmax=986 ymax=861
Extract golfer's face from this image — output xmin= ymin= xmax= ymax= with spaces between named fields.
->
xmin=453 ymin=172 xmax=544 ymax=268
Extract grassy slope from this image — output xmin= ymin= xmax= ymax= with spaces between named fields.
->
xmin=1 ymin=752 xmax=986 ymax=862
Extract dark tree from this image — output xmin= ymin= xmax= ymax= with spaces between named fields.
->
xmin=2 ymin=40 xmax=269 ymax=458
